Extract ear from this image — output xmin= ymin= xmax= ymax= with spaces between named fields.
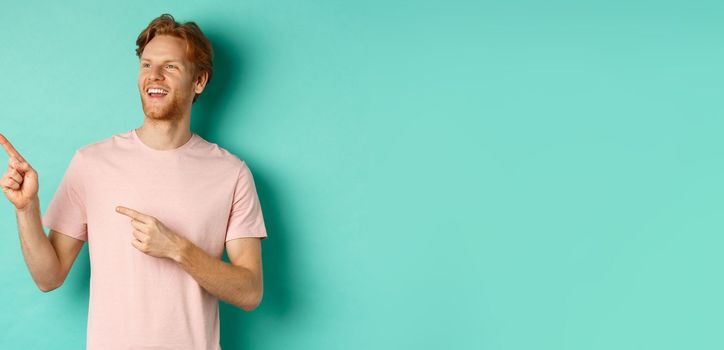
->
xmin=193 ymin=70 xmax=209 ymax=95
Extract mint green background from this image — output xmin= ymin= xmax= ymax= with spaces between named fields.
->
xmin=1 ymin=1 xmax=722 ymax=349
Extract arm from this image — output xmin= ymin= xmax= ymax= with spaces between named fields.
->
xmin=173 ymin=237 xmax=263 ymax=312
xmin=16 ymin=197 xmax=84 ymax=292
xmin=1 ymin=134 xmax=83 ymax=292
xmin=113 ymin=206 xmax=264 ymax=311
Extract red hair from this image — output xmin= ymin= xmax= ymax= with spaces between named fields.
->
xmin=135 ymin=14 xmax=214 ymax=103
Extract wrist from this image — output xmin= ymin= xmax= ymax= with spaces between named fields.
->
xmin=16 ymin=197 xmax=40 ymax=215
xmin=172 ymin=236 xmax=191 ymax=264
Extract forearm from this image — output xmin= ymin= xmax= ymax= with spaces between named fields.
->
xmin=172 ymin=238 xmax=261 ymax=311
xmin=16 ymin=197 xmax=62 ymax=291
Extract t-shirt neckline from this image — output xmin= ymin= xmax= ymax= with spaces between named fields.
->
xmin=131 ymin=128 xmax=199 ymax=154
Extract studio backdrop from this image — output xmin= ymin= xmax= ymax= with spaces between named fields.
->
xmin=1 ymin=0 xmax=722 ymax=349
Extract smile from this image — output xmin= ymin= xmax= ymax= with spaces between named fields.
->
xmin=146 ymin=87 xmax=169 ymax=97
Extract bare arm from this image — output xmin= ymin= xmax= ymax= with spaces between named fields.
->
xmin=16 ymin=197 xmax=84 ymax=292
xmin=1 ymin=133 xmax=84 ymax=292
xmin=114 ymin=206 xmax=264 ymax=311
xmin=174 ymin=237 xmax=263 ymax=312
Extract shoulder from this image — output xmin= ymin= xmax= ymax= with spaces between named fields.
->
xmin=191 ymin=134 xmax=251 ymax=174
xmin=74 ymin=130 xmax=135 ymax=161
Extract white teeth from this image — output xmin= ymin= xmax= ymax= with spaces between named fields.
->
xmin=147 ymin=88 xmax=168 ymax=94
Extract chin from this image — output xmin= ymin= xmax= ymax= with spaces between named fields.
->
xmin=144 ymin=108 xmax=181 ymax=120
xmin=141 ymin=96 xmax=183 ymax=120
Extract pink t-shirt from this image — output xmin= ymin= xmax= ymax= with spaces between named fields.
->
xmin=41 ymin=128 xmax=268 ymax=350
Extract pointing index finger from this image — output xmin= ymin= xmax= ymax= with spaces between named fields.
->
xmin=115 ymin=206 xmax=150 ymax=223
xmin=0 ymin=133 xmax=27 ymax=163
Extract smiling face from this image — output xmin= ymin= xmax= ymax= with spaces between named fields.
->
xmin=137 ymin=35 xmax=207 ymax=121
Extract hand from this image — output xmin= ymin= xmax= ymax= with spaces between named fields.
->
xmin=115 ymin=206 xmax=186 ymax=260
xmin=0 ymin=133 xmax=39 ymax=210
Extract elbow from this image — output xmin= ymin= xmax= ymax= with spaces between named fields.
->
xmin=241 ymin=305 xmax=255 ymax=312
xmin=237 ymin=268 xmax=263 ymax=312
xmin=240 ymin=292 xmax=263 ymax=312
xmin=37 ymin=281 xmax=61 ymax=293
xmin=36 ymin=276 xmax=63 ymax=293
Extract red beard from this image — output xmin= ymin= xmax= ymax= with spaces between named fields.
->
xmin=140 ymin=91 xmax=184 ymax=120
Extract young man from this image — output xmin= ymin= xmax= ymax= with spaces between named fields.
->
xmin=0 ymin=14 xmax=267 ymax=350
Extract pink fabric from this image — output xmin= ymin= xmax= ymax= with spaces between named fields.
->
xmin=42 ymin=129 xmax=267 ymax=350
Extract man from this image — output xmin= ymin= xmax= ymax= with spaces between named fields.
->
xmin=0 ymin=13 xmax=267 ymax=350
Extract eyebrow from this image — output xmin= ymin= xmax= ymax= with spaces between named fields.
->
xmin=140 ymin=58 xmax=184 ymax=64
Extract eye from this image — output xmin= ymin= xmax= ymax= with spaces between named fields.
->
xmin=141 ymin=63 xmax=150 ymax=68
xmin=165 ymin=64 xmax=176 ymax=69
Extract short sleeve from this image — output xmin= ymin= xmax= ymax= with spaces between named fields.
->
xmin=225 ymin=161 xmax=267 ymax=242
xmin=42 ymin=150 xmax=88 ymax=241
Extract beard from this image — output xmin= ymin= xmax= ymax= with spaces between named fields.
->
xmin=140 ymin=91 xmax=185 ymax=121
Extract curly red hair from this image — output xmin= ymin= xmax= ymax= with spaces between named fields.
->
xmin=135 ymin=14 xmax=214 ymax=103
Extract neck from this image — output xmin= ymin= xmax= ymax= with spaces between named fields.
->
xmin=136 ymin=119 xmax=192 ymax=151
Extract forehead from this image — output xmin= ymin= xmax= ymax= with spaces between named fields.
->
xmin=140 ymin=35 xmax=188 ymax=62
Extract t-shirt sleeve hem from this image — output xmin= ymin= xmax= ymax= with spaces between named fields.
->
xmin=42 ymin=219 xmax=88 ymax=242
xmin=225 ymin=233 xmax=267 ymax=242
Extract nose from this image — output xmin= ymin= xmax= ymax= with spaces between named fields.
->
xmin=148 ymin=65 xmax=164 ymax=81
